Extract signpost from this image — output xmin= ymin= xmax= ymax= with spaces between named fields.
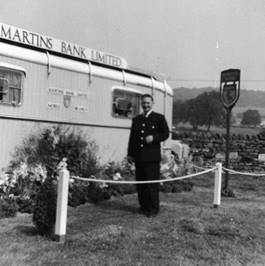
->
xmin=220 ymin=69 xmax=240 ymax=194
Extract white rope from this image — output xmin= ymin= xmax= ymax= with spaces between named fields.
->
xmin=223 ymin=167 xmax=265 ymax=177
xmin=190 ymin=163 xmax=212 ymax=171
xmin=71 ymin=167 xmax=216 ymax=184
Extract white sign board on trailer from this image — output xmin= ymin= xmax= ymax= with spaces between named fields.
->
xmin=0 ymin=22 xmax=128 ymax=69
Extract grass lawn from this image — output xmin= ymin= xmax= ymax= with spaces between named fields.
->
xmin=1 ymin=174 xmax=265 ymax=265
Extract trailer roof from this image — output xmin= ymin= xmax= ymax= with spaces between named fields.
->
xmin=0 ymin=22 xmax=173 ymax=95
xmin=0 ymin=62 xmax=26 ymax=76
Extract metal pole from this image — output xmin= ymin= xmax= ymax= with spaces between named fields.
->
xmin=224 ymin=108 xmax=231 ymax=190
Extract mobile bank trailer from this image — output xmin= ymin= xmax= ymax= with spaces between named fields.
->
xmin=0 ymin=23 xmax=173 ymax=170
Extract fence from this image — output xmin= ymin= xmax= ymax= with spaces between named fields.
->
xmin=54 ymin=162 xmax=223 ymax=243
xmin=54 ymin=162 xmax=265 ymax=243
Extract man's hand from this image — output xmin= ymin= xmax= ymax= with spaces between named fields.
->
xmin=127 ymin=156 xmax=134 ymax=164
xmin=145 ymin=135 xmax=154 ymax=144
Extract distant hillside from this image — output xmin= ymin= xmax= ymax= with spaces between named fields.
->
xmin=174 ymin=87 xmax=265 ymax=108
xmin=237 ymin=90 xmax=265 ymax=108
xmin=173 ymin=87 xmax=214 ymax=102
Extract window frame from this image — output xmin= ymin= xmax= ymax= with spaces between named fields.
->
xmin=0 ymin=63 xmax=26 ymax=106
xmin=111 ymin=86 xmax=142 ymax=119
xmin=0 ymin=77 xmax=9 ymax=102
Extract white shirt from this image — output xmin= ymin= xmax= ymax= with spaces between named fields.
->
xmin=144 ymin=109 xmax=153 ymax=118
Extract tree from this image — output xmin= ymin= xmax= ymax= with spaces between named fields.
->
xmin=173 ymin=91 xmax=226 ymax=131
xmin=197 ymin=91 xmax=227 ymax=131
xmin=241 ymin=109 xmax=261 ymax=127
xmin=185 ymin=98 xmax=202 ymax=130
xmin=173 ymin=100 xmax=186 ymax=125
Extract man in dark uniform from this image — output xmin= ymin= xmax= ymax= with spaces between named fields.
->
xmin=127 ymin=94 xmax=169 ymax=217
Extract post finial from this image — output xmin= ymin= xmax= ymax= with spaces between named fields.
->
xmin=57 ymin=157 xmax=68 ymax=171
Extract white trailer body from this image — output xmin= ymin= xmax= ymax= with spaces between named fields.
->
xmin=0 ymin=23 xmax=173 ymax=169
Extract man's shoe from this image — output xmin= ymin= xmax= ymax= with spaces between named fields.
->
xmin=146 ymin=212 xmax=151 ymax=218
xmin=146 ymin=211 xmax=158 ymax=218
xmin=138 ymin=207 xmax=147 ymax=214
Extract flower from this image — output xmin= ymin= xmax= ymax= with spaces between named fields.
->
xmin=99 ymin=182 xmax=108 ymax=189
xmin=113 ymin=172 xmax=122 ymax=181
xmin=13 ymin=162 xmax=28 ymax=181
xmin=31 ymin=164 xmax=47 ymax=182
xmin=0 ymin=173 xmax=9 ymax=186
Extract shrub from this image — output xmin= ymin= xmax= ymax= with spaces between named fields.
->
xmin=0 ymin=196 xmax=18 ymax=218
xmin=67 ymin=158 xmax=136 ymax=205
xmin=68 ymin=180 xmax=91 ymax=207
xmin=10 ymin=126 xmax=100 ymax=179
xmin=32 ymin=177 xmax=57 ymax=236
xmin=102 ymin=159 xmax=136 ymax=196
xmin=160 ymin=156 xmax=194 ymax=193
xmin=0 ymin=125 xmax=101 ymax=221
xmin=67 ymin=162 xmax=116 ymax=207
xmin=0 ymin=164 xmax=45 ymax=214
xmin=68 ymin=181 xmax=111 ymax=206
xmin=15 ymin=196 xmax=34 ymax=213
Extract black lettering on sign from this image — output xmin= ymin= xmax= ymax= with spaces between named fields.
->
xmin=22 ymin=31 xmax=30 ymax=44
xmin=61 ymin=41 xmax=86 ymax=59
xmin=1 ymin=25 xmax=11 ymax=39
xmin=91 ymin=50 xmax=121 ymax=67
xmin=12 ymin=29 xmax=21 ymax=42
xmin=61 ymin=41 xmax=67 ymax=53
xmin=28 ymin=32 xmax=39 ymax=46
xmin=40 ymin=35 xmax=53 ymax=49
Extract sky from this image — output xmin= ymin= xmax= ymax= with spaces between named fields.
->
xmin=1 ymin=0 xmax=265 ymax=90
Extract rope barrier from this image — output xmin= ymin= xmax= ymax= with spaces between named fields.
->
xmin=53 ymin=160 xmax=265 ymax=244
xmin=55 ymin=163 xmax=222 ymax=242
xmin=190 ymin=164 xmax=242 ymax=175
xmin=54 ymin=160 xmax=265 ymax=243
xmin=190 ymin=163 xmax=214 ymax=171
xmin=190 ymin=164 xmax=265 ymax=176
xmin=71 ymin=167 xmax=216 ymax=184
xmin=222 ymin=167 xmax=265 ymax=177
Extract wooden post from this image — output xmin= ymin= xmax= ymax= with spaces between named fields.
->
xmin=54 ymin=168 xmax=69 ymax=243
xmin=213 ymin=162 xmax=222 ymax=208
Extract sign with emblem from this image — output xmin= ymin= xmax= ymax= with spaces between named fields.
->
xmin=63 ymin=95 xmax=71 ymax=108
xmin=219 ymin=68 xmax=241 ymax=192
xmin=220 ymin=69 xmax=240 ymax=109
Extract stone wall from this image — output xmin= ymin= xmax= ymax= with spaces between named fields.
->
xmin=172 ymin=132 xmax=265 ymax=172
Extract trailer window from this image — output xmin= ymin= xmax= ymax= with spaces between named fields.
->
xmin=0 ymin=68 xmax=24 ymax=106
xmin=112 ymin=88 xmax=141 ymax=119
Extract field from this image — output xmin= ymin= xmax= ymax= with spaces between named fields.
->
xmin=234 ymin=106 xmax=265 ymax=119
xmin=1 ymin=173 xmax=265 ymax=265
xmin=174 ymin=123 xmax=261 ymax=136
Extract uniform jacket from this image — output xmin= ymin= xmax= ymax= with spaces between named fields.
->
xmin=127 ymin=111 xmax=169 ymax=162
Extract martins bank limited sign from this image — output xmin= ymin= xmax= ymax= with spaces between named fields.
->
xmin=0 ymin=23 xmax=128 ymax=69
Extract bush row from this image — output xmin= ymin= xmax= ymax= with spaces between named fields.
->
xmin=0 ymin=125 xmax=193 ymax=237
